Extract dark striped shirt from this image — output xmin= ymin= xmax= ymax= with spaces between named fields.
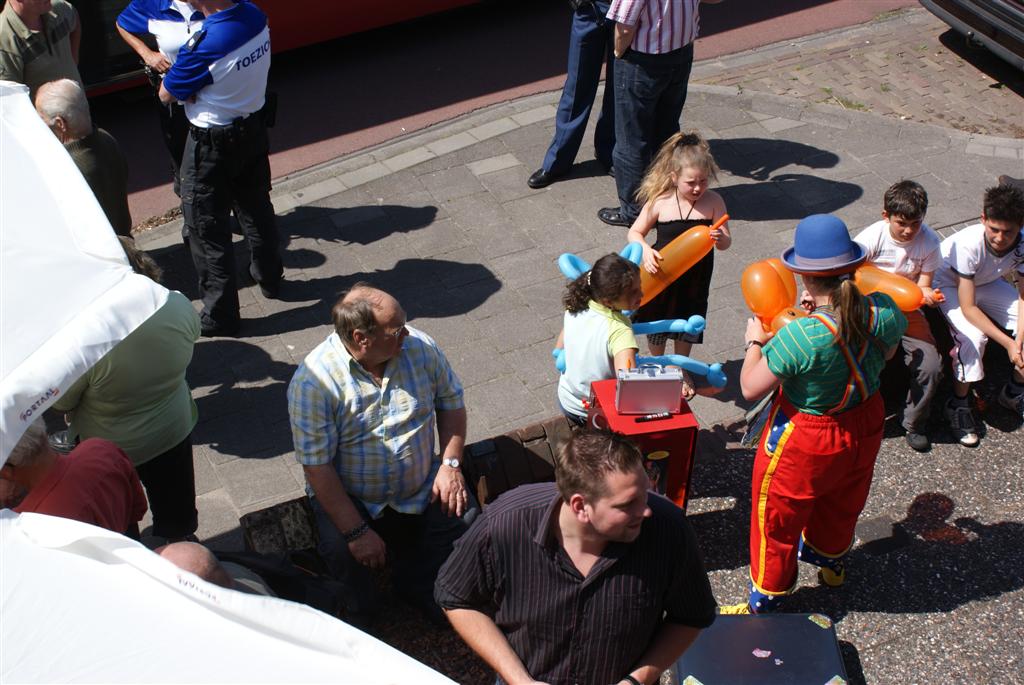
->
xmin=435 ymin=482 xmax=716 ymax=685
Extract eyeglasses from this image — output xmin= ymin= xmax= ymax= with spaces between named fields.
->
xmin=380 ymin=325 xmax=408 ymax=340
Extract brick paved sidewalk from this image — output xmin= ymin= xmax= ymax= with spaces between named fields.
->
xmin=692 ymin=7 xmax=1024 ymax=138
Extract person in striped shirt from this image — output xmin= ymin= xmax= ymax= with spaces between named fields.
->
xmin=287 ymin=283 xmax=477 ymax=627
xmin=598 ymin=0 xmax=724 ymax=227
xmin=724 ymin=215 xmax=906 ymax=614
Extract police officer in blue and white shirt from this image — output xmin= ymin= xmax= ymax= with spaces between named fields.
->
xmin=116 ymin=0 xmax=204 ymax=193
xmin=159 ymin=0 xmax=282 ymax=337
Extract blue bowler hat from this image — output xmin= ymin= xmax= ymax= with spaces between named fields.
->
xmin=781 ymin=214 xmax=866 ymax=275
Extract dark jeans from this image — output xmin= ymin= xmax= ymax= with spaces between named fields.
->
xmin=180 ymin=116 xmax=283 ymax=330
xmin=612 ymin=43 xmax=695 ymax=222
xmin=135 ymin=433 xmax=198 ymax=540
xmin=312 ymin=492 xmax=479 ymax=625
xmin=542 ymin=0 xmax=615 ymax=174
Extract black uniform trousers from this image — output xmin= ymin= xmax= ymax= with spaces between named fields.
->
xmin=180 ymin=115 xmax=283 ymax=331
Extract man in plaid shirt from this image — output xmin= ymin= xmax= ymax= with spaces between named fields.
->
xmin=287 ymin=283 xmax=477 ymax=626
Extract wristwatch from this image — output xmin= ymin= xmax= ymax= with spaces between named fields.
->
xmin=442 ymin=456 xmax=461 ymax=469
xmin=745 ymin=340 xmax=764 ymax=352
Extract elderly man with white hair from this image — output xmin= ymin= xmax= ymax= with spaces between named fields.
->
xmin=1 ymin=419 xmax=148 ymax=538
xmin=35 ymin=78 xmax=132 ymax=236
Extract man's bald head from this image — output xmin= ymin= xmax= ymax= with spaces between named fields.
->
xmin=158 ymin=542 xmax=234 ymax=589
xmin=331 ymin=283 xmax=400 ymax=344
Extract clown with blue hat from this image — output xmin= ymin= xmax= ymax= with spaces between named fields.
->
xmin=722 ymin=214 xmax=908 ymax=614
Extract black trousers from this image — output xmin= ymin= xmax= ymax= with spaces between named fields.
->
xmin=155 ymin=99 xmax=190 ymax=196
xmin=135 ymin=433 xmax=198 ymax=540
xmin=180 ymin=116 xmax=283 ymax=329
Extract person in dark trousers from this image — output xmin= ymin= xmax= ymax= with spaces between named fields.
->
xmin=598 ymin=0 xmax=724 ymax=227
xmin=527 ymin=0 xmax=615 ymax=190
xmin=159 ymin=0 xmax=283 ymax=337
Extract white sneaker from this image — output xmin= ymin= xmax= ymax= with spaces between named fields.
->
xmin=944 ymin=401 xmax=980 ymax=447
xmin=997 ymin=385 xmax=1024 ymax=419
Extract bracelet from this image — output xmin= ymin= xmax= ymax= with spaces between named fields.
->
xmin=745 ymin=340 xmax=764 ymax=351
xmin=341 ymin=520 xmax=369 ymax=543
xmin=622 ymin=676 xmax=643 ymax=685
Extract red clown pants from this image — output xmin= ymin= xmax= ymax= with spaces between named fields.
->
xmin=749 ymin=392 xmax=884 ymax=596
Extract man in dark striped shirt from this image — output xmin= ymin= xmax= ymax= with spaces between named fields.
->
xmin=435 ymin=430 xmax=716 ymax=685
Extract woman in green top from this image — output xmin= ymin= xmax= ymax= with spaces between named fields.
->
xmin=725 ymin=214 xmax=907 ymax=614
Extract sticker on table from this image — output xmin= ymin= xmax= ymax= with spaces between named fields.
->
xmin=752 ymin=648 xmax=772 ymax=658
xmin=824 ymin=677 xmax=847 ymax=685
xmin=808 ymin=613 xmax=833 ymax=629
xmin=682 ymin=677 xmax=705 ymax=685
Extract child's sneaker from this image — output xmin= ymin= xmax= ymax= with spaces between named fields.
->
xmin=997 ymin=384 xmax=1024 ymax=419
xmin=944 ymin=400 xmax=980 ymax=447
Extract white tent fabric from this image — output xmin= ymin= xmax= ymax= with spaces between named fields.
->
xmin=0 ymin=511 xmax=456 ymax=683
xmin=0 ymin=80 xmax=167 ymax=465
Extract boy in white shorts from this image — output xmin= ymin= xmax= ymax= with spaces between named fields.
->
xmin=933 ymin=184 xmax=1024 ymax=446
xmin=855 ymin=180 xmax=943 ymax=452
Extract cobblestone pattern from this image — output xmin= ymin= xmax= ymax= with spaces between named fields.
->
xmin=692 ymin=8 xmax=1024 ymax=138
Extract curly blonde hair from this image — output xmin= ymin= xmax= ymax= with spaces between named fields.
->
xmin=636 ymin=131 xmax=719 ymax=208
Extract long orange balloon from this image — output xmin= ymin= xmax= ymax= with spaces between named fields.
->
xmin=854 ymin=263 xmax=924 ymax=312
xmin=639 ymin=214 xmax=728 ymax=306
xmin=742 ymin=260 xmax=793 ymax=329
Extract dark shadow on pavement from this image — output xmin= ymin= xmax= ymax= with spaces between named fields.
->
xmin=784 ymin=492 xmax=1024 ymax=619
xmin=188 ymin=339 xmax=296 ymax=460
xmin=687 ymin=430 xmax=754 ymax=573
xmin=711 ymin=138 xmax=840 ymax=181
xmin=838 ymin=640 xmax=867 ymax=685
xmin=718 ymin=174 xmax=864 ymax=221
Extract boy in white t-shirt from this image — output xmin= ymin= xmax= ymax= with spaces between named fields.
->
xmin=854 ymin=180 xmax=943 ymax=452
xmin=933 ymin=184 xmax=1024 ymax=446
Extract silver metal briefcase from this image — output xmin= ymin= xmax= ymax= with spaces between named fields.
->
xmin=614 ymin=366 xmax=684 ymax=415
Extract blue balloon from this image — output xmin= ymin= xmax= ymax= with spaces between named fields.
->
xmin=636 ymin=355 xmax=728 ymax=388
xmin=557 ymin=253 xmax=591 ymax=280
xmin=632 ymin=316 xmax=706 ymax=337
xmin=619 ymin=242 xmax=643 ymax=266
xmin=552 ymin=348 xmax=566 ymax=374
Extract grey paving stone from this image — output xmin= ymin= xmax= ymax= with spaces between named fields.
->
xmin=464 ymin=375 xmax=547 ymax=430
xmin=420 ymin=166 xmax=487 ymax=203
xmin=456 ymin=219 xmax=537 ymax=259
xmin=193 ymin=487 xmax=242 ymax=543
xmin=467 ymin=117 xmax=518 ymax=142
xmin=481 ymin=304 xmax=561 ymax=354
xmin=477 ymin=165 xmax=536 ymax=205
xmin=425 ymin=131 xmax=478 ymax=156
xmin=466 ymin=153 xmax=522 ymax=177
xmin=214 ymin=453 xmax=299 ymax=509
xmin=382 ymin=147 xmax=436 ymax=173
xmin=489 ymin=247 xmax=553 ymax=290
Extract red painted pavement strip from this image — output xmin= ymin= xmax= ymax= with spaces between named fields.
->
xmin=121 ymin=0 xmax=916 ymax=225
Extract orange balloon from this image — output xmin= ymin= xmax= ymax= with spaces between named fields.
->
xmin=771 ymin=307 xmax=807 ymax=333
xmin=765 ymin=257 xmax=797 ymax=307
xmin=853 ymin=263 xmax=924 ymax=312
xmin=742 ymin=260 xmax=793 ymax=328
xmin=639 ymin=215 xmax=727 ymax=306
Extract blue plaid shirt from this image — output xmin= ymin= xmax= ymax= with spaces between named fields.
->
xmin=287 ymin=327 xmax=464 ymax=518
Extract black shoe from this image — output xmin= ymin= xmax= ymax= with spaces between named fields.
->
xmin=201 ymin=319 xmax=240 ymax=338
xmin=904 ymin=430 xmax=931 ymax=452
xmin=597 ymin=207 xmax=632 ymax=227
xmin=527 ymin=168 xmax=562 ymax=189
xmin=249 ymin=263 xmax=281 ymax=299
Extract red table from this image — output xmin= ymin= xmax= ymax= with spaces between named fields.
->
xmin=587 ymin=379 xmax=699 ymax=510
